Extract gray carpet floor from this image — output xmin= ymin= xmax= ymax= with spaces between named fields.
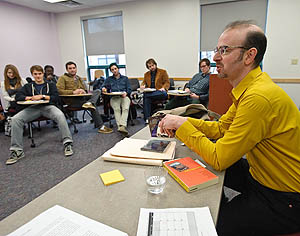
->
xmin=0 ymin=108 xmax=145 ymax=221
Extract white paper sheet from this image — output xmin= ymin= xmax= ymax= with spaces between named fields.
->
xmin=137 ymin=207 xmax=218 ymax=236
xmin=7 ymin=205 xmax=128 ymax=236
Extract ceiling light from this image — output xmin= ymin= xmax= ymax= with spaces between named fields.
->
xmin=43 ymin=0 xmax=66 ymax=3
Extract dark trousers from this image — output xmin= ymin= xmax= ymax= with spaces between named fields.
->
xmin=217 ymin=159 xmax=300 ymax=236
xmin=63 ymin=90 xmax=104 ymax=128
xmin=143 ymin=90 xmax=167 ymax=120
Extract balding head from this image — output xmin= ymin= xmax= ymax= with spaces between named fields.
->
xmin=224 ymin=20 xmax=267 ymax=68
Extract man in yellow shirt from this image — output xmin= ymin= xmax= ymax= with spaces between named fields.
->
xmin=159 ymin=20 xmax=300 ymax=235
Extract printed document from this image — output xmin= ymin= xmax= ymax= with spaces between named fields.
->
xmin=137 ymin=207 xmax=218 ymax=236
xmin=7 ymin=205 xmax=128 ymax=236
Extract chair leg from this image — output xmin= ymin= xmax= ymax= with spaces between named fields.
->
xmin=82 ymin=110 xmax=87 ymax=123
xmin=28 ymin=122 xmax=36 ymax=148
xmin=70 ymin=117 xmax=78 ymax=133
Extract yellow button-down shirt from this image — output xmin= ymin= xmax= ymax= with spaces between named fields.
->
xmin=176 ymin=67 xmax=300 ymax=192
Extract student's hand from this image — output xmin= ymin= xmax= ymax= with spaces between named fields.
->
xmin=159 ymin=114 xmax=188 ymax=137
xmin=73 ymin=89 xmax=85 ymax=95
xmin=122 ymin=92 xmax=127 ymax=98
xmin=46 ymin=75 xmax=53 ymax=81
xmin=102 ymin=87 xmax=107 ymax=93
xmin=190 ymin=93 xmax=199 ymax=99
xmin=159 ymin=88 xmax=165 ymax=92
xmin=140 ymin=85 xmax=145 ymax=89
xmin=31 ymin=95 xmax=43 ymax=101
xmin=79 ymin=89 xmax=86 ymax=94
xmin=185 ymin=88 xmax=190 ymax=93
xmin=73 ymin=89 xmax=81 ymax=95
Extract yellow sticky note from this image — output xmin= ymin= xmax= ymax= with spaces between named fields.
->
xmin=100 ymin=169 xmax=125 ymax=186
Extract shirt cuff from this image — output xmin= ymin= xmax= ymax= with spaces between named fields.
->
xmin=176 ymin=118 xmax=205 ymax=142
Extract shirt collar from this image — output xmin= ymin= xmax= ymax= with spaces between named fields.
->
xmin=231 ymin=66 xmax=263 ymax=104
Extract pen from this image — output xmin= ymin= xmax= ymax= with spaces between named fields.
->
xmin=147 ymin=212 xmax=153 ymax=236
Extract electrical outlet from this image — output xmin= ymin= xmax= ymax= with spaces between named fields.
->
xmin=291 ymin=59 xmax=298 ymax=65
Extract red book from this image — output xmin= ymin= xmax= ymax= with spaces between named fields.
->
xmin=163 ymin=157 xmax=219 ymax=192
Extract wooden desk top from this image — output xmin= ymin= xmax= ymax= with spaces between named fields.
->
xmin=0 ymin=127 xmax=224 ymax=236
xmin=59 ymin=93 xmax=92 ymax=97
xmin=167 ymin=90 xmax=191 ymax=96
xmin=17 ymin=100 xmax=49 ymax=105
xmin=137 ymin=88 xmax=156 ymax=93
xmin=102 ymin=91 xmax=126 ymax=96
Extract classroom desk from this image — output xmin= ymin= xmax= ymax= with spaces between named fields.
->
xmin=167 ymin=90 xmax=191 ymax=97
xmin=59 ymin=93 xmax=92 ymax=97
xmin=0 ymin=127 xmax=225 ymax=236
xmin=17 ymin=100 xmax=49 ymax=105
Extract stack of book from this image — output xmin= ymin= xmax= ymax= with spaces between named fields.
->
xmin=101 ymin=138 xmax=176 ymax=166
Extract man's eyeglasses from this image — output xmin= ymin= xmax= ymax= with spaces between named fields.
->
xmin=214 ymin=45 xmax=250 ymax=56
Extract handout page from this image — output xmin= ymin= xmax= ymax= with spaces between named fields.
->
xmin=136 ymin=207 xmax=218 ymax=236
xmin=7 ymin=205 xmax=128 ymax=236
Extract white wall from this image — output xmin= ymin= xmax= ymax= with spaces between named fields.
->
xmin=264 ymin=0 xmax=300 ymax=107
xmin=55 ymin=0 xmax=200 ymax=78
xmin=0 ymin=2 xmax=63 ymax=80
xmin=264 ymin=0 xmax=300 ymax=78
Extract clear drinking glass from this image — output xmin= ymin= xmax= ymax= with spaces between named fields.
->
xmin=144 ymin=167 xmax=167 ymax=194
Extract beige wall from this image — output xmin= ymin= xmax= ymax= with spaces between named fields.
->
xmin=264 ymin=0 xmax=300 ymax=78
xmin=55 ymin=0 xmax=300 ymax=107
xmin=264 ymin=0 xmax=300 ymax=107
xmin=55 ymin=0 xmax=200 ymax=78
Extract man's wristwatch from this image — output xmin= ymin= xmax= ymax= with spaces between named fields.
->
xmin=42 ymin=95 xmax=46 ymax=100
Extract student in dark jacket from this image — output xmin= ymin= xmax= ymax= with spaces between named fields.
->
xmin=6 ymin=65 xmax=73 ymax=165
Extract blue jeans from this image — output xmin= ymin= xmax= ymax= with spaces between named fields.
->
xmin=143 ymin=90 xmax=168 ymax=120
xmin=10 ymin=105 xmax=73 ymax=151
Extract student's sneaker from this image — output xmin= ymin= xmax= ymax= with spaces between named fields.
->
xmin=64 ymin=143 xmax=74 ymax=157
xmin=6 ymin=150 xmax=25 ymax=165
xmin=82 ymin=102 xmax=95 ymax=110
xmin=118 ymin=125 xmax=129 ymax=135
xmin=98 ymin=125 xmax=113 ymax=134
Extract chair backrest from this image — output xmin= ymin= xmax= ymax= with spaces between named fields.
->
xmin=129 ymin=78 xmax=140 ymax=91
xmin=95 ymin=70 xmax=104 ymax=79
xmin=169 ymin=78 xmax=175 ymax=90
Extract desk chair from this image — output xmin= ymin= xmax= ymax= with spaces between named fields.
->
xmin=149 ymin=78 xmax=174 ymax=115
xmin=60 ymin=97 xmax=92 ymax=133
xmin=129 ymin=78 xmax=143 ymax=109
xmin=28 ymin=116 xmax=50 ymax=147
xmin=103 ymin=94 xmax=136 ymax=128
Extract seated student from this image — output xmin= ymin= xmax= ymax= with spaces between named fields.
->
xmin=159 ymin=20 xmax=300 ymax=236
xmin=56 ymin=61 xmax=112 ymax=134
xmin=165 ymin=59 xmax=210 ymax=110
xmin=140 ymin=58 xmax=170 ymax=123
xmin=1 ymin=64 xmax=27 ymax=113
xmin=102 ymin=63 xmax=131 ymax=135
xmin=44 ymin=65 xmax=58 ymax=84
xmin=6 ymin=65 xmax=73 ymax=165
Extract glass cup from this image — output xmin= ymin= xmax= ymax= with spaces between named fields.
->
xmin=144 ymin=166 xmax=167 ymax=194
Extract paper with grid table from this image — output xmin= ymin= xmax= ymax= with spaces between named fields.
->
xmin=137 ymin=207 xmax=218 ymax=236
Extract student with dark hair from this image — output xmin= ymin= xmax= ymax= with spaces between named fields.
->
xmin=159 ymin=20 xmax=300 ymax=235
xmin=56 ymin=61 xmax=112 ymax=134
xmin=44 ymin=65 xmax=58 ymax=84
xmin=102 ymin=63 xmax=131 ymax=135
xmin=141 ymin=58 xmax=170 ymax=123
xmin=165 ymin=58 xmax=211 ymax=109
xmin=6 ymin=65 xmax=73 ymax=165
